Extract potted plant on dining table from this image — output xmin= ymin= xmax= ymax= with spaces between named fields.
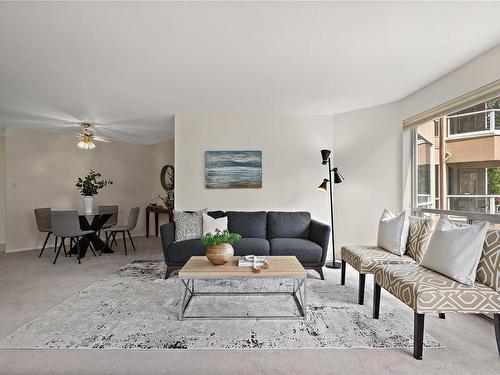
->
xmin=201 ymin=229 xmax=241 ymax=265
xmin=75 ymin=170 xmax=113 ymax=213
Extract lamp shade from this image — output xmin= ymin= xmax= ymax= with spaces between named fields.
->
xmin=333 ymin=168 xmax=344 ymax=184
xmin=321 ymin=149 xmax=331 ymax=165
xmin=317 ymin=179 xmax=328 ymax=192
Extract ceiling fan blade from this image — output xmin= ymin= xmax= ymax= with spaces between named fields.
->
xmin=94 ymin=136 xmax=112 ymax=143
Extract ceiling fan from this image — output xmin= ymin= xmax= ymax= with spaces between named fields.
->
xmin=77 ymin=122 xmax=112 ymax=151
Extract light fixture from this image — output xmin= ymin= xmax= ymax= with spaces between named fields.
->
xmin=317 ymin=149 xmax=344 ymax=269
xmin=317 ymin=179 xmax=328 ymax=192
xmin=333 ymin=167 xmax=344 ymax=184
xmin=321 ymin=149 xmax=331 ymax=165
xmin=77 ymin=123 xmax=96 ymax=151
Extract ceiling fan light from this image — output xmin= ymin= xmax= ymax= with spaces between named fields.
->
xmin=77 ymin=125 xmax=96 ymax=151
xmin=77 ymin=140 xmax=96 ymax=151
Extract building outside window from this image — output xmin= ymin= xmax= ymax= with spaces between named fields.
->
xmin=413 ymin=96 xmax=500 ymax=216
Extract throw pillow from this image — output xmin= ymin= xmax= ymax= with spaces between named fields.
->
xmin=420 ymin=216 xmax=489 ymax=286
xmin=406 ymin=216 xmax=433 ymax=264
xmin=377 ymin=209 xmax=409 ymax=256
xmin=476 ymin=229 xmax=500 ymax=292
xmin=202 ymin=214 xmax=228 ymax=235
xmin=174 ymin=209 xmax=207 ymax=241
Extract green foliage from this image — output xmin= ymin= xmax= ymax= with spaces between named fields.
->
xmin=488 ymin=168 xmax=500 ymax=195
xmin=75 ymin=169 xmax=113 ymax=196
xmin=156 ymin=191 xmax=174 ymax=209
xmin=200 ymin=229 xmax=241 ymax=246
xmin=487 ymin=99 xmax=500 ymax=110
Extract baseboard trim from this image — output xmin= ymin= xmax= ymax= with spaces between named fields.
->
xmin=5 ymin=233 xmax=148 ymax=253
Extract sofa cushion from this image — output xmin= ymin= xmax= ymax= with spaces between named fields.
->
xmin=208 ymin=211 xmax=225 ymax=219
xmin=341 ymin=245 xmax=416 ymax=274
xmin=167 ymin=239 xmax=206 ymax=264
xmin=227 ymin=211 xmax=267 ymax=238
xmin=267 ymin=211 xmax=311 ymax=239
xmin=406 ymin=216 xmax=433 ymax=264
xmin=185 ymin=210 xmax=225 ymax=219
xmin=233 ymin=238 xmax=270 ymax=256
xmin=270 ymin=238 xmax=322 ymax=263
xmin=174 ymin=209 xmax=207 ymax=241
xmin=374 ymin=263 xmax=500 ymax=314
xmin=477 ymin=229 xmax=500 ymax=292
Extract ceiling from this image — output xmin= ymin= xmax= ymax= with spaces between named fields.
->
xmin=1 ymin=1 xmax=500 ymax=144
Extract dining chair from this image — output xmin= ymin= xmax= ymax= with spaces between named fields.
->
xmin=104 ymin=207 xmax=140 ymax=255
xmin=97 ymin=205 xmax=119 ymax=243
xmin=51 ymin=211 xmax=95 ymax=265
xmin=34 ymin=208 xmax=53 ymax=257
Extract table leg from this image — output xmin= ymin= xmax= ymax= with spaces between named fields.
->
xmin=155 ymin=212 xmax=159 ymax=237
xmin=69 ymin=214 xmax=113 ymax=257
xmin=179 ymin=279 xmax=194 ymax=320
xmin=146 ymin=211 xmax=150 ymax=238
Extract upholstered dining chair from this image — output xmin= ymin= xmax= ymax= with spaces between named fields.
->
xmin=51 ymin=211 xmax=95 ymax=265
xmin=35 ymin=208 xmax=53 ymax=257
xmin=97 ymin=205 xmax=119 ymax=243
xmin=104 ymin=207 xmax=140 ymax=255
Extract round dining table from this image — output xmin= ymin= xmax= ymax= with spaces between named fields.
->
xmin=68 ymin=211 xmax=117 ymax=258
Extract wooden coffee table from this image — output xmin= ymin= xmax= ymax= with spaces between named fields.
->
xmin=178 ymin=256 xmax=308 ymax=320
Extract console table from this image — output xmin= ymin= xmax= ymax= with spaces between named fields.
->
xmin=146 ymin=206 xmax=173 ymax=237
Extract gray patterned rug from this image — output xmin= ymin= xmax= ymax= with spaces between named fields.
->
xmin=0 ymin=261 xmax=442 ymax=350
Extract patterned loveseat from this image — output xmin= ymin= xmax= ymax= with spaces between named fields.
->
xmin=340 ymin=216 xmax=433 ymax=305
xmin=373 ymin=229 xmax=500 ymax=360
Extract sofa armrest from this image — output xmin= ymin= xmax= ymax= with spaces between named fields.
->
xmin=309 ymin=219 xmax=331 ymax=265
xmin=160 ymin=222 xmax=175 ymax=264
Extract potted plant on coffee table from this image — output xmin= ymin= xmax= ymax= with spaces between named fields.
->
xmin=75 ymin=170 xmax=113 ymax=213
xmin=201 ymin=229 xmax=241 ymax=265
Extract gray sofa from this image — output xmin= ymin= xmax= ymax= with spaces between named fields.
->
xmin=160 ymin=211 xmax=330 ymax=279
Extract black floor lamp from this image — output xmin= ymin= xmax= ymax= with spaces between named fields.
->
xmin=317 ymin=149 xmax=344 ymax=269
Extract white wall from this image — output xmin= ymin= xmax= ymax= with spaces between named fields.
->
xmin=151 ymin=138 xmax=175 ymax=229
xmin=152 ymin=138 xmax=175 ymax=201
xmin=175 ymin=113 xmax=333 ymax=249
xmin=401 ymin=44 xmax=500 ymax=211
xmin=0 ymin=136 xmax=5 ymax=246
xmin=332 ymin=44 xmax=500 ymax=251
xmin=5 ymin=128 xmax=155 ymax=252
xmin=333 ymin=102 xmax=402 ymax=250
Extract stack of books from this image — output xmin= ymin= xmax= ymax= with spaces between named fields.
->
xmin=238 ymin=255 xmax=267 ymax=270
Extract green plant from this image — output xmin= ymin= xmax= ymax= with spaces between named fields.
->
xmin=201 ymin=229 xmax=241 ymax=246
xmin=75 ymin=170 xmax=113 ymax=196
xmin=155 ymin=191 xmax=174 ymax=210
xmin=488 ymin=167 xmax=500 ymax=195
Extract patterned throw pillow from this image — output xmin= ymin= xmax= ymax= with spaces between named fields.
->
xmin=406 ymin=216 xmax=433 ymax=264
xmin=476 ymin=229 xmax=500 ymax=292
xmin=174 ymin=210 xmax=207 ymax=241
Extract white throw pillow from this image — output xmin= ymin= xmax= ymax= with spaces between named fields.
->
xmin=202 ymin=214 xmax=228 ymax=235
xmin=420 ymin=216 xmax=489 ymax=286
xmin=377 ymin=209 xmax=409 ymax=256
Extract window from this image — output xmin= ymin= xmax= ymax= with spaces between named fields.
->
xmin=448 ymin=103 xmax=487 ymax=135
xmin=447 ymin=97 xmax=500 ymax=138
xmin=434 ymin=119 xmax=440 ymax=138
xmin=415 ymin=132 xmax=434 ymax=208
xmin=412 ymin=95 xmax=500 ymax=217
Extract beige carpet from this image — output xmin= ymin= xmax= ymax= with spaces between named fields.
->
xmin=0 ymin=237 xmax=498 ymax=375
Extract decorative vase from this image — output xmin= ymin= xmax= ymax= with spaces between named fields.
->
xmin=206 ymin=243 xmax=234 ymax=265
xmin=83 ymin=196 xmax=94 ymax=214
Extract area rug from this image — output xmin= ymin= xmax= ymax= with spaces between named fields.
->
xmin=0 ymin=260 xmax=442 ymax=350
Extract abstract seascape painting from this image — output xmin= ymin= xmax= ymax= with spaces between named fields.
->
xmin=205 ymin=151 xmax=262 ymax=189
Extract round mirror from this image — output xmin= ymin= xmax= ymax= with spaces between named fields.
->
xmin=160 ymin=165 xmax=175 ymax=191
